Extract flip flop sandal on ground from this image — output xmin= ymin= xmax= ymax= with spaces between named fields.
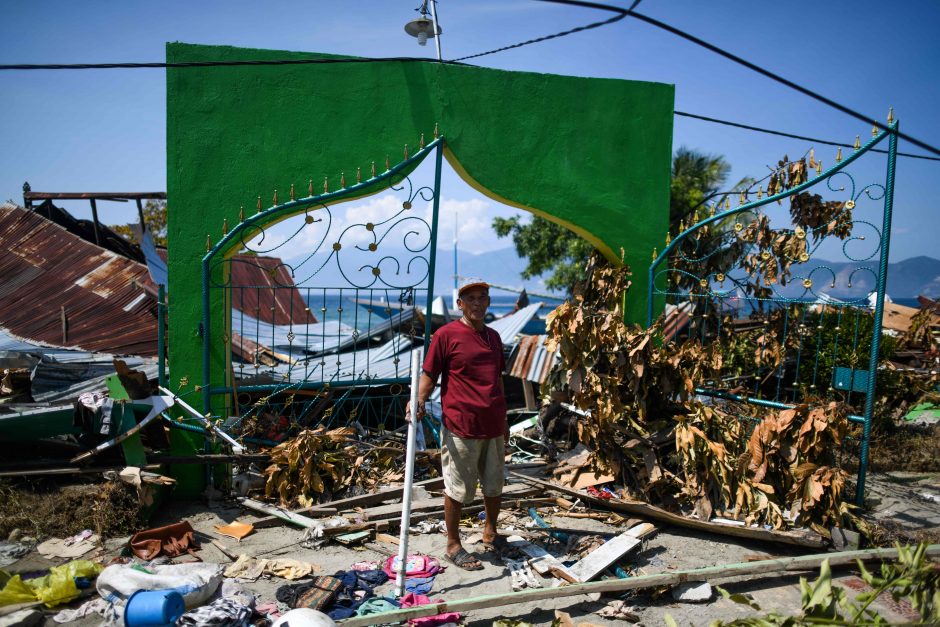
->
xmin=446 ymin=548 xmax=484 ymax=571
xmin=481 ymin=535 xmax=521 ymax=558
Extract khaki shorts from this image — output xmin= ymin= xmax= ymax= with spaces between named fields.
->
xmin=441 ymin=428 xmax=505 ymax=505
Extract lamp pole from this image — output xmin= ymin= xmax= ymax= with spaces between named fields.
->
xmin=428 ymin=0 xmax=443 ymax=61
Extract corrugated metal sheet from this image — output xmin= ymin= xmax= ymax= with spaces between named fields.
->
xmin=507 ymin=334 xmax=560 ymax=384
xmin=229 ymin=256 xmax=318 ymax=325
xmin=488 ymin=302 xmax=542 ymax=345
xmin=0 ymin=202 xmax=158 ymax=357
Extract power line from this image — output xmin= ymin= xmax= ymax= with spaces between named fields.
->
xmin=0 ymin=56 xmax=466 ymax=71
xmin=625 ymin=10 xmax=940 ymax=158
xmin=452 ymin=0 xmax=641 ymax=62
xmin=675 ymin=111 xmax=940 ymax=163
xmin=2 ymin=0 xmax=938 ymax=160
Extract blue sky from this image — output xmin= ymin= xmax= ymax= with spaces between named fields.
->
xmin=1 ymin=0 xmax=938 ymax=283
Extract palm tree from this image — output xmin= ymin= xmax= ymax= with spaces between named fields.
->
xmin=669 ymin=147 xmax=732 ymax=232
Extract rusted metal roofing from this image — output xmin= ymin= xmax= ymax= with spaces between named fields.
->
xmin=507 ymin=334 xmax=559 ymax=384
xmin=0 ymin=202 xmax=157 ymax=356
xmin=229 ymin=256 xmax=317 ymax=325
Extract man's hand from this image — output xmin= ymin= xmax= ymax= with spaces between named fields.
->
xmin=405 ymin=399 xmax=427 ymax=424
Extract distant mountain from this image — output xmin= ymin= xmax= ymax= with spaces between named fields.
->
xmin=796 ymin=256 xmax=940 ymax=299
xmin=278 ymin=244 xmax=940 ymax=300
xmin=279 ymin=244 xmax=550 ymax=297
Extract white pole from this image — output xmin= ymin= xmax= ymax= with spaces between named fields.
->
xmin=429 ymin=0 xmax=443 ymax=62
xmin=396 ymin=346 xmax=424 ymax=596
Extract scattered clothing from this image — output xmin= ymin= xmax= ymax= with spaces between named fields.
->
xmin=224 ymin=555 xmax=319 ymax=581
xmin=398 ymin=593 xmax=460 ymax=627
xmin=355 ymin=597 xmax=400 ymax=616
xmin=0 ymin=542 xmax=30 ymax=568
xmin=348 ymin=561 xmax=379 ymax=572
xmin=53 ymin=597 xmax=109 ymax=623
xmin=177 ymin=581 xmax=255 ymax=627
xmin=275 ymin=576 xmax=343 ymax=612
xmin=403 ymin=576 xmax=435 ymax=595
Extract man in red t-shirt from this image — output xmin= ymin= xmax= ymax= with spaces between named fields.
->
xmin=409 ymin=277 xmax=508 ymax=570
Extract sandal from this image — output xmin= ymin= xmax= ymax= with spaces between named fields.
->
xmin=481 ymin=535 xmax=521 ymax=558
xmin=446 ymin=547 xmax=484 ymax=571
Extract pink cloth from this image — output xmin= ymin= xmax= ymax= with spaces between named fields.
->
xmin=383 ymin=555 xmax=442 ymax=579
xmin=399 ymin=593 xmax=461 ymax=627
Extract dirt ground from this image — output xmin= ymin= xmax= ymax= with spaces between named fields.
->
xmin=3 ymin=469 xmax=937 ymax=627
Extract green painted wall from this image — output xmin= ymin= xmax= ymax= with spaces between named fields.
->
xmin=166 ymin=43 xmax=673 ymax=491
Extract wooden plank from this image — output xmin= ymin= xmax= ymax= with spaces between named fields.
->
xmin=360 ymin=484 xmax=538 ymax=520
xmin=251 ymin=477 xmax=446 ymax=529
xmin=237 ymin=498 xmax=323 ymax=529
xmin=567 ymin=523 xmax=654 ymax=582
xmin=337 ymin=544 xmax=940 ymax=627
xmin=509 ymin=472 xmax=827 ymax=549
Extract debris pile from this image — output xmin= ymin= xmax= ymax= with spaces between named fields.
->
xmin=543 ymin=256 xmax=861 ymax=536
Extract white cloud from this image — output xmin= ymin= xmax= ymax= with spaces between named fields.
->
xmin=426 ymin=196 xmax=526 ymax=254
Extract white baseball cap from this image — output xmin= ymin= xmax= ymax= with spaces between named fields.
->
xmin=457 ymin=276 xmax=490 ymax=296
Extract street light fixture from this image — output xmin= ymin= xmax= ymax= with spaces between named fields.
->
xmin=404 ymin=0 xmax=442 ymax=60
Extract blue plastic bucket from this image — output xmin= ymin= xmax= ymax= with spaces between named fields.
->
xmin=124 ymin=589 xmax=185 ymax=627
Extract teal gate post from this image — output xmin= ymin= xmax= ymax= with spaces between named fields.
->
xmin=200 ymin=137 xmax=444 ymax=435
xmin=647 ymin=122 xmax=899 ymax=506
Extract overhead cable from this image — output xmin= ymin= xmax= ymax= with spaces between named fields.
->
xmin=675 ymin=111 xmax=940 ymax=163
xmin=451 ymin=0 xmax=641 ymax=62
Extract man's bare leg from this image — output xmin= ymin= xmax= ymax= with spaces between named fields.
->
xmin=444 ymin=493 xmax=481 ymax=568
xmin=481 ymin=494 xmax=501 ymax=543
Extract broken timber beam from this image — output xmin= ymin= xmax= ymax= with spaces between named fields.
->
xmin=338 ymin=544 xmax=940 ymax=627
xmin=251 ymin=477 xmax=446 ymax=529
xmin=509 ymin=472 xmax=827 ymax=549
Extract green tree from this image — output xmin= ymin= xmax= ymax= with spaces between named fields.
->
xmin=670 ymin=146 xmax=732 ymax=230
xmin=111 ymin=200 xmax=168 ymax=247
xmin=493 ymin=148 xmax=734 ymax=294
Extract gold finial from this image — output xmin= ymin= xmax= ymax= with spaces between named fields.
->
xmin=854 ymin=135 xmax=861 ymax=150
xmin=887 ymin=107 xmax=894 ymax=124
xmin=665 ymin=232 xmax=671 ymax=245
xmin=420 ymin=133 xmax=425 ymax=150
xmin=257 ymin=196 xmax=262 ymax=212
xmin=709 ymin=204 xmax=716 ymax=217
xmin=357 ymin=167 xmax=362 ymax=184
xmin=308 ymin=179 xmax=314 ymax=196
xmin=725 ymin=197 xmax=731 ymax=210
xmin=809 ymin=148 xmax=815 ymax=164
xmin=433 ymin=122 xmax=439 ymax=138
xmin=836 ymin=147 xmax=843 ymax=163
xmin=692 ymin=209 xmax=700 ymax=223
xmin=323 ymin=176 xmax=329 ymax=193
xmin=341 ymin=172 xmax=346 ymax=188
xmin=371 ymin=161 xmax=376 ymax=178
xmin=815 ymin=160 xmax=822 ymax=175
xmin=679 ymin=219 xmax=686 ymax=232
xmin=385 ymin=155 xmax=390 ymax=171
xmin=206 ymin=235 xmax=212 ymax=252
xmin=652 ymin=247 xmax=658 ymax=260
xmin=289 ymin=183 xmax=295 ymax=201
xmin=273 ymin=189 xmax=278 ymax=205
xmin=222 ymin=218 xmax=228 ymax=235
xmin=756 ymin=186 xmax=763 ymax=200
xmin=238 ymin=206 xmax=244 ymax=222
xmin=872 ymin=124 xmax=878 ymax=137
xmin=739 ymin=191 xmax=746 ymax=205
xmin=403 ymin=144 xmax=409 ymax=160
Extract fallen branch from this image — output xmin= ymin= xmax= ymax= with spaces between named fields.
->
xmin=338 ymin=544 xmax=940 ymax=627
xmin=510 ymin=472 xmax=827 ymax=549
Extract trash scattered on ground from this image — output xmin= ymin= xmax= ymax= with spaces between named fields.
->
xmin=214 ymin=521 xmax=255 ymax=541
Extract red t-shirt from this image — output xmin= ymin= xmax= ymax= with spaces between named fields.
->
xmin=422 ymin=320 xmax=507 ymax=439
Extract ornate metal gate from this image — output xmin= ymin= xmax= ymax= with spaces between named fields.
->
xmin=201 ymin=136 xmax=444 ymax=435
xmin=647 ymin=121 xmax=899 ymax=504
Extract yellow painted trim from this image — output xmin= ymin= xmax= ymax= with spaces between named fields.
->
xmin=442 ymin=145 xmax=621 ymax=265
